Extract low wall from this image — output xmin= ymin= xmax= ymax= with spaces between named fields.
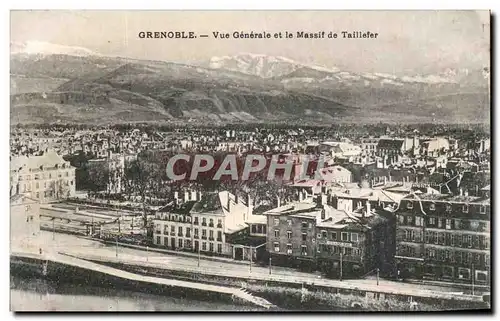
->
xmin=97 ymin=260 xmax=490 ymax=311
xmin=9 ymin=254 xmax=245 ymax=307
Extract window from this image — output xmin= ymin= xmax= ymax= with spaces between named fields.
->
xmin=322 ymin=230 xmax=327 ymax=238
xmin=351 ymin=233 xmax=358 ymax=242
xmin=407 ymin=201 xmax=413 ymax=209
xmin=445 ymin=219 xmax=451 ymax=230
xmin=302 ymin=233 xmax=307 ymax=241
xmin=287 ymin=220 xmax=292 ymax=226
xmin=301 ymin=221 xmax=308 ymax=228
xmin=194 ymin=217 xmax=199 ymax=225
xmin=462 ymin=204 xmax=469 ymax=213
xmin=301 ymin=245 xmax=307 ymax=256
xmin=274 ymin=229 xmax=280 ymax=238
xmin=170 ymin=225 xmax=175 ymax=236
xmin=202 ymin=229 xmax=207 ymax=239
xmin=454 ymin=219 xmax=461 ymax=229
xmin=163 ymin=225 xmax=169 ymax=235
xmin=186 ymin=228 xmax=191 ymax=238
xmin=274 ymin=218 xmax=279 ymax=226
xmin=429 ymin=203 xmax=435 ymax=211
xmin=194 ymin=228 xmax=199 ymax=238
xmin=415 ymin=216 xmax=422 ymax=227
xmin=341 ymin=232 xmax=348 ymax=241
xmin=209 ymin=230 xmax=214 ymax=240
xmin=202 ymin=218 xmax=207 ymax=226
xmin=202 ymin=242 xmax=207 ymax=251
xmin=164 ymin=237 xmax=168 ymax=246
xmin=438 ymin=219 xmax=443 ymax=229
xmin=178 ymin=226 xmax=183 ymax=237
xmin=209 ymin=243 xmax=214 ymax=252
xmin=429 ymin=217 xmax=436 ymax=225
xmin=178 ymin=239 xmax=183 ymax=248
xmin=217 ymin=231 xmax=222 ymax=241
xmin=446 ymin=204 xmax=452 ymax=212
xmin=458 ymin=268 xmax=471 ymax=280
xmin=317 ymin=233 xmax=322 ymax=239
xmin=217 ymin=244 xmax=222 ymax=253
xmin=274 ymin=242 xmax=280 ymax=252
xmin=331 ymin=232 xmax=337 ymax=240
xmin=286 ymin=244 xmax=292 ymax=254
xmin=209 ymin=219 xmax=214 ymax=227
xmin=428 ymin=248 xmax=436 ymax=258
xmin=251 ymin=225 xmax=257 ymax=234
xmin=480 ymin=205 xmax=486 ymax=214
xmin=287 ymin=231 xmax=292 ymax=239
xmin=217 ymin=219 xmax=222 ymax=228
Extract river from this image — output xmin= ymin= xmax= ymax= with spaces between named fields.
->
xmin=10 ymin=275 xmax=262 ymax=312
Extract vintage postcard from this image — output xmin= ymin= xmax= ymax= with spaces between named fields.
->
xmin=10 ymin=10 xmax=491 ymax=312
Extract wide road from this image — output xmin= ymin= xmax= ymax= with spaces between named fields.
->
xmin=37 ymin=231 xmax=483 ymax=295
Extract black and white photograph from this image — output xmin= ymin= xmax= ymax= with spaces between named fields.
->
xmin=9 ymin=10 xmax=491 ymax=312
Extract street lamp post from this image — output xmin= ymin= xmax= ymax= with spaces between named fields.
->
xmin=52 ymin=218 xmax=55 ymax=240
xmin=249 ymin=246 xmax=253 ymax=273
xmin=376 ymin=268 xmax=380 ymax=286
xmin=198 ymin=243 xmax=201 ymax=268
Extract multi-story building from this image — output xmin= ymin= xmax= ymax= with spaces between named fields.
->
xmin=360 ymin=137 xmax=380 ymax=156
xmin=152 ymin=191 xmax=251 ymax=258
xmin=265 ymin=195 xmax=395 ymax=276
xmin=10 ymin=151 xmax=76 ymax=203
xmin=11 ymin=194 xmax=41 ymax=254
xmin=395 ymin=194 xmax=490 ymax=286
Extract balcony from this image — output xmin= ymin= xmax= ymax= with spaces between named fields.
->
xmin=217 ymin=224 xmax=223 ymax=228
xmin=201 ymin=236 xmax=207 ymax=240
xmin=202 ymin=223 xmax=207 ymax=227
xmin=217 ymin=237 xmax=222 ymax=242
xmin=178 ymin=233 xmax=183 ymax=237
xmin=209 ymin=237 xmax=214 ymax=241
xmin=194 ymin=235 xmax=199 ymax=239
xmin=193 ymin=221 xmax=199 ymax=226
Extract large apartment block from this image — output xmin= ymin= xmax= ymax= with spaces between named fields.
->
xmin=10 ymin=151 xmax=76 ymax=203
xmin=395 ymin=194 xmax=490 ymax=285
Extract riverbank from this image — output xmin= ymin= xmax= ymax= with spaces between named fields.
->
xmin=85 ymin=257 xmax=489 ymax=311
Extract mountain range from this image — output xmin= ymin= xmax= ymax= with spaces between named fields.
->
xmin=10 ymin=41 xmax=490 ymax=125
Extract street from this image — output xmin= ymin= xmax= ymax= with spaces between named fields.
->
xmin=36 ymin=231 xmax=483 ymax=296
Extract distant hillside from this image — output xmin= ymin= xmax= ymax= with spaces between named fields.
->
xmin=10 ymin=48 xmax=490 ymax=125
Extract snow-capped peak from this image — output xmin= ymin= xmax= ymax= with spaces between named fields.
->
xmin=209 ymin=52 xmax=339 ymax=78
xmin=11 ymin=41 xmax=100 ymax=57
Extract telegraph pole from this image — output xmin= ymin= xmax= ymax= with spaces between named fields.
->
xmin=377 ymin=268 xmax=380 ymax=286
xmin=269 ymin=256 xmax=272 ymax=275
xmin=472 ymin=263 xmax=475 ymax=295
xmin=340 ymin=250 xmax=343 ymax=281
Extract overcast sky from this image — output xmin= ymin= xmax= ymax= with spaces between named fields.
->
xmin=11 ymin=10 xmax=490 ymax=75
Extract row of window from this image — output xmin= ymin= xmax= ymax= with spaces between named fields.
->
xmin=405 ymin=201 xmax=487 ymax=214
xmin=272 ymin=243 xmax=362 ymax=257
xmin=398 ymin=215 xmax=489 ymax=231
xmin=273 ymin=218 xmax=313 ymax=229
xmin=398 ymin=246 xmax=490 ymax=266
xmin=154 ymin=236 xmax=223 ymax=253
xmin=423 ymin=265 xmax=488 ymax=281
xmin=273 ymin=229 xmax=359 ymax=243
xmin=31 ymin=171 xmax=73 ymax=180
xmin=156 ymin=216 xmax=223 ymax=228
xmin=400 ymin=230 xmax=489 ymax=249
xmin=317 ymin=244 xmax=362 ymax=256
xmin=250 ymin=224 xmax=267 ymax=234
xmin=155 ymin=226 xmax=223 ymax=241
